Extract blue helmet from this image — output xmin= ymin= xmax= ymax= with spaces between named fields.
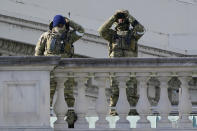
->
xmin=52 ymin=15 xmax=66 ymax=27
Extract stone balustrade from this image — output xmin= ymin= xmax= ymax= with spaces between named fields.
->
xmin=0 ymin=56 xmax=197 ymax=131
xmin=53 ymin=57 xmax=197 ymax=131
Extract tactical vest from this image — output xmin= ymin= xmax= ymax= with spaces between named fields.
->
xmin=45 ymin=31 xmax=73 ymax=56
xmin=111 ymin=30 xmax=136 ymax=52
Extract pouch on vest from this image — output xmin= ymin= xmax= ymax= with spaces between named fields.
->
xmin=49 ymin=32 xmax=68 ymax=53
xmin=50 ymin=38 xmax=56 ymax=52
xmin=130 ymin=39 xmax=136 ymax=51
xmin=65 ymin=43 xmax=71 ymax=53
xmin=125 ymin=31 xmax=136 ymax=51
xmin=113 ymin=30 xmax=136 ymax=51
xmin=60 ymin=32 xmax=73 ymax=54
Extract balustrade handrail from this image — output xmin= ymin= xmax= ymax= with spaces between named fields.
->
xmin=0 ymin=56 xmax=60 ymax=66
xmin=59 ymin=57 xmax=197 ymax=67
xmin=1 ymin=56 xmax=197 ymax=67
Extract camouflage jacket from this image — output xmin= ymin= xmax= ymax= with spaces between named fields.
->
xmin=98 ymin=14 xmax=145 ymax=54
xmin=35 ymin=19 xmax=84 ymax=57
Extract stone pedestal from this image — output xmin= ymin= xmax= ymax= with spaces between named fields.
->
xmin=0 ymin=57 xmax=58 ymax=131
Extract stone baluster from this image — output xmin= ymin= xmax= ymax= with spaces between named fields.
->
xmin=54 ymin=76 xmax=68 ymax=130
xmin=136 ymin=73 xmax=151 ymax=128
xmin=157 ymin=73 xmax=172 ymax=128
xmin=74 ymin=73 xmax=89 ymax=129
xmin=94 ymin=73 xmax=109 ymax=128
xmin=178 ymin=73 xmax=192 ymax=128
xmin=116 ymin=73 xmax=130 ymax=129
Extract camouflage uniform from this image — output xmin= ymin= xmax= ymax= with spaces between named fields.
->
xmin=35 ymin=18 xmax=84 ymax=57
xmin=35 ymin=17 xmax=84 ymax=127
xmin=98 ymin=10 xmax=145 ymax=115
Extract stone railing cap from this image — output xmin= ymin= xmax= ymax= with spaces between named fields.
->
xmin=0 ymin=56 xmax=60 ymax=66
xmin=59 ymin=57 xmax=197 ymax=68
xmin=1 ymin=57 xmax=197 ymax=67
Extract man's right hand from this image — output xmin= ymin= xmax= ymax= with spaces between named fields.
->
xmin=64 ymin=17 xmax=70 ymax=30
xmin=65 ymin=17 xmax=70 ymax=24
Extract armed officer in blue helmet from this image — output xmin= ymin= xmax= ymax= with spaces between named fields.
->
xmin=35 ymin=14 xmax=84 ymax=57
xmin=35 ymin=15 xmax=85 ymax=128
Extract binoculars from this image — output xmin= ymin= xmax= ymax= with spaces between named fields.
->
xmin=116 ymin=13 xmax=127 ymax=19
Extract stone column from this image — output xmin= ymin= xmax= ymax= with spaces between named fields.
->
xmin=157 ymin=73 xmax=172 ymax=128
xmin=94 ymin=73 xmax=109 ymax=129
xmin=136 ymin=73 xmax=151 ymax=128
xmin=178 ymin=73 xmax=192 ymax=128
xmin=116 ymin=73 xmax=130 ymax=129
xmin=74 ymin=73 xmax=89 ymax=129
xmin=54 ymin=77 xmax=68 ymax=130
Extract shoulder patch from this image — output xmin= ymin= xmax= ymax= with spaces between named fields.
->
xmin=76 ymin=31 xmax=84 ymax=37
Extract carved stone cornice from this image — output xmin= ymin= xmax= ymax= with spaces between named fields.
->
xmin=0 ymin=38 xmax=35 ymax=56
xmin=0 ymin=13 xmax=48 ymax=32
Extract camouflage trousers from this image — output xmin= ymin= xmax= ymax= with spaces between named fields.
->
xmin=51 ymin=75 xmax=77 ymax=128
xmin=110 ymin=77 xmax=139 ymax=115
xmin=109 ymin=50 xmax=139 ymax=115
xmin=64 ymin=78 xmax=77 ymax=128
